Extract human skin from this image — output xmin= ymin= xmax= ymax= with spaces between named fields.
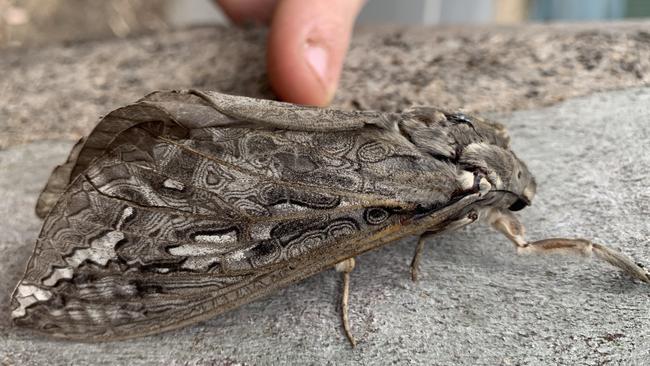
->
xmin=216 ymin=0 xmax=365 ymax=106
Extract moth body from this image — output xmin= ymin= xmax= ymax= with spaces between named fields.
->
xmin=11 ymin=90 xmax=645 ymax=342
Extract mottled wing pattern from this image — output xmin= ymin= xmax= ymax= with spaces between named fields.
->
xmin=12 ymin=90 xmax=497 ymax=340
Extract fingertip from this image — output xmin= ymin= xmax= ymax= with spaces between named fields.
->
xmin=267 ymin=0 xmax=364 ymax=106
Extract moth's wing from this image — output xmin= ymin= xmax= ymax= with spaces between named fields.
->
xmin=34 ymin=90 xmax=399 ymax=218
xmin=34 ymin=93 xmax=197 ymax=218
xmin=35 ymin=138 xmax=85 ymax=218
xmin=13 ymin=112 xmax=476 ymax=340
xmin=187 ymin=90 xmax=399 ymax=131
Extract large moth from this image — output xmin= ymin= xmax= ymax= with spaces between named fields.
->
xmin=11 ymin=90 xmax=649 ymax=345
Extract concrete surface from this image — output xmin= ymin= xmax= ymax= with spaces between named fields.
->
xmin=2 ymin=22 xmax=650 ymax=149
xmin=2 ymin=86 xmax=650 ymax=365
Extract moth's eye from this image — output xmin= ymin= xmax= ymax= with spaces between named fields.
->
xmin=517 ymin=171 xmax=522 ymax=179
xmin=509 ymin=198 xmax=528 ymax=211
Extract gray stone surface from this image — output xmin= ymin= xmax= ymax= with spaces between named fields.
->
xmin=3 ymin=22 xmax=650 ymax=149
xmin=1 ymin=86 xmax=650 ymax=365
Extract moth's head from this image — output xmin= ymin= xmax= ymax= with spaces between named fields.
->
xmin=460 ymin=142 xmax=536 ymax=211
xmin=505 ymin=155 xmax=536 ymax=211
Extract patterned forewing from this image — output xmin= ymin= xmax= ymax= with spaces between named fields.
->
xmin=12 ymin=123 xmax=460 ymax=339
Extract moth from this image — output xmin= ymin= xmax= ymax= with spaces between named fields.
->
xmin=11 ymin=90 xmax=649 ymax=346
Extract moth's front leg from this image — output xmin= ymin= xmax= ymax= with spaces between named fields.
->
xmin=410 ymin=168 xmax=492 ymax=281
xmin=410 ymin=233 xmax=433 ymax=282
xmin=487 ymin=208 xmax=650 ymax=283
xmin=411 ymin=210 xmax=480 ymax=281
xmin=409 ymin=168 xmax=490 ymax=281
xmin=335 ymin=258 xmax=357 ymax=347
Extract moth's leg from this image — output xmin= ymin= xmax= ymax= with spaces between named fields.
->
xmin=488 ymin=209 xmax=650 ymax=283
xmin=411 ymin=210 xmax=479 ymax=281
xmin=411 ymin=167 xmax=491 ymax=282
xmin=335 ymin=258 xmax=357 ymax=347
xmin=410 ymin=233 xmax=434 ymax=282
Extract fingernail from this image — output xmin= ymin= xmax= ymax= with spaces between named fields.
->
xmin=305 ymin=42 xmax=333 ymax=98
xmin=305 ymin=42 xmax=328 ymax=82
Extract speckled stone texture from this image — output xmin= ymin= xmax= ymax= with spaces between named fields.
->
xmin=1 ymin=22 xmax=650 ymax=366
xmin=2 ymin=22 xmax=650 ymax=148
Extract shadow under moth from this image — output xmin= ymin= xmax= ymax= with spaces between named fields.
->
xmin=11 ymin=90 xmax=649 ymax=345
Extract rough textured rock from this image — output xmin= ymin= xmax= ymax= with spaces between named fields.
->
xmin=2 ymin=22 xmax=650 ymax=148
xmin=1 ymin=22 xmax=650 ymax=366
